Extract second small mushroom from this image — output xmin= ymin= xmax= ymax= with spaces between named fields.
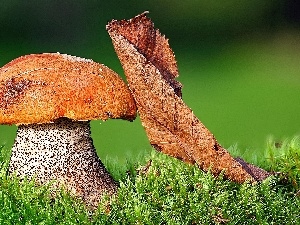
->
xmin=0 ymin=53 xmax=137 ymax=208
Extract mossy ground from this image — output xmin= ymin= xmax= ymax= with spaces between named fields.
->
xmin=0 ymin=137 xmax=299 ymax=224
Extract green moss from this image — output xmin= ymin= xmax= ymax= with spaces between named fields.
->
xmin=0 ymin=138 xmax=299 ymax=224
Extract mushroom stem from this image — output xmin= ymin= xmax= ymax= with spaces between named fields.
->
xmin=9 ymin=117 xmax=117 ymax=208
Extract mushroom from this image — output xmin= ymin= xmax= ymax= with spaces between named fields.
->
xmin=0 ymin=53 xmax=136 ymax=208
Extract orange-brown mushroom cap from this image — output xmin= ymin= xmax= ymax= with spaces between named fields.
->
xmin=0 ymin=53 xmax=137 ymax=125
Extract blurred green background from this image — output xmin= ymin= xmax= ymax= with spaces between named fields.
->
xmin=0 ymin=1 xmax=299 ymax=162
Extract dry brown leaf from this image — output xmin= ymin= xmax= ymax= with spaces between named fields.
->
xmin=107 ymin=12 xmax=268 ymax=183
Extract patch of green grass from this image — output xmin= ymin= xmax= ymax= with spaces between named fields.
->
xmin=265 ymin=136 xmax=300 ymax=192
xmin=0 ymin=138 xmax=300 ymax=224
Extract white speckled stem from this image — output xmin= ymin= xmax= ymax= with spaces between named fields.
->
xmin=9 ymin=118 xmax=117 ymax=208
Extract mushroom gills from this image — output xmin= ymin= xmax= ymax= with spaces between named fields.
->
xmin=9 ymin=117 xmax=117 ymax=208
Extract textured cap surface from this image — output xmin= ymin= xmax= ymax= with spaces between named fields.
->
xmin=0 ymin=53 xmax=136 ymax=125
